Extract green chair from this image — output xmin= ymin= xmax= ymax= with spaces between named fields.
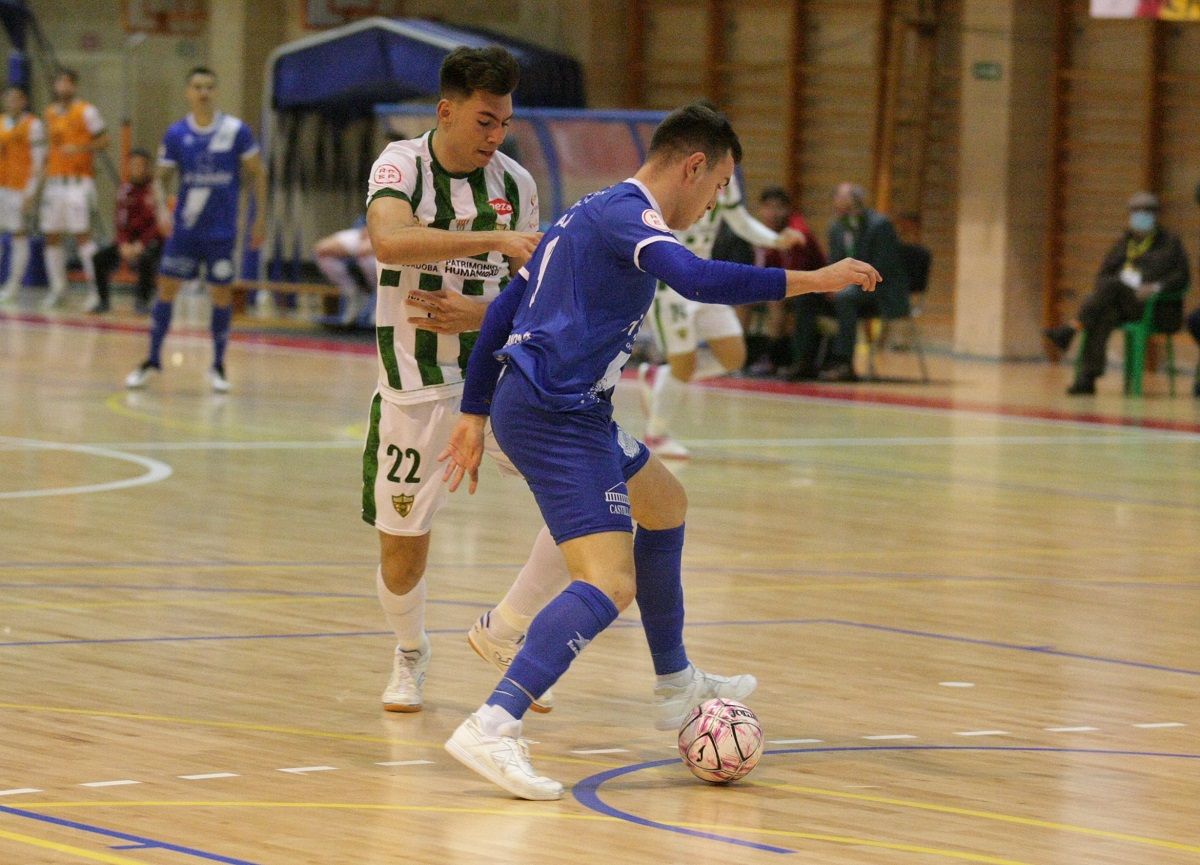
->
xmin=1121 ymin=290 xmax=1183 ymax=397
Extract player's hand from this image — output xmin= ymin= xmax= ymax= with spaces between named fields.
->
xmin=820 ymin=257 xmax=881 ymax=293
xmin=775 ymin=227 xmax=807 ymax=249
xmin=406 ymin=288 xmax=486 ymax=334
xmin=249 ymin=218 xmax=266 ymax=251
xmin=495 ymin=231 xmax=542 ymax=263
xmin=157 ymin=212 xmax=174 ymax=238
xmin=438 ymin=414 xmax=486 ymax=494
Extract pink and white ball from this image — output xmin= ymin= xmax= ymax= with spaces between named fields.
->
xmin=677 ymin=698 xmax=763 ymax=783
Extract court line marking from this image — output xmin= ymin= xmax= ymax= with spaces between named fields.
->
xmin=178 ymin=774 xmax=238 ymax=781
xmin=768 ymin=738 xmax=823 ymax=744
xmin=277 ymin=766 xmax=336 ymax=775
xmin=571 ymin=748 xmax=630 ymax=755
xmin=0 ymin=825 xmax=152 ymax=865
xmin=1044 ymin=726 xmax=1099 ymax=733
xmin=574 ymin=746 xmax=1200 ymax=859
xmin=0 ymin=789 xmax=42 ymax=797
xmin=79 ymin=781 xmax=139 ymax=789
xmin=0 ymin=437 xmax=172 ymax=500
xmin=0 ymin=804 xmax=261 ymax=865
xmin=863 ymin=734 xmax=918 ymax=740
xmin=954 ymin=731 xmax=1009 ymax=737
xmin=375 ymin=760 xmax=434 ymax=767
xmin=1134 ymin=722 xmax=1186 ymax=729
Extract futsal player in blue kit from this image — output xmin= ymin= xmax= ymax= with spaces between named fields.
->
xmin=438 ymin=103 xmax=881 ymax=800
xmin=125 ymin=66 xmax=267 ymax=393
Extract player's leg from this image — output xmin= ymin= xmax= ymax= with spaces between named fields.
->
xmin=641 ymin=288 xmax=698 ymax=458
xmin=1 ymin=192 xmax=30 ymax=302
xmin=125 ymin=234 xmax=192 ymax=387
xmin=39 ymin=182 xmax=69 ymax=307
xmin=822 ymin=284 xmax=866 ymax=381
xmin=625 ymin=454 xmax=756 ymax=730
xmin=363 ymin=393 xmax=459 ymax=711
xmin=89 ymin=243 xmax=119 ymax=313
xmin=201 ymin=238 xmax=238 ymax=392
xmin=133 ymin=242 xmax=161 ymax=314
xmin=70 ymin=180 xmax=100 ymax=310
xmin=315 ymin=230 xmax=362 ymax=324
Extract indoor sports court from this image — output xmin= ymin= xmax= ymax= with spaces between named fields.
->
xmin=2 ymin=1 xmax=1198 ymax=863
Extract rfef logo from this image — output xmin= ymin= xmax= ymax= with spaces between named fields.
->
xmin=374 ymin=164 xmax=402 ymax=185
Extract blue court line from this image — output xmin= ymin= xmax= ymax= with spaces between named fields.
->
xmin=0 ymin=805 xmax=262 ymax=865
xmin=572 ymin=745 xmax=1200 ymax=856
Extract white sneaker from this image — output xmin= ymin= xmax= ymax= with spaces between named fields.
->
xmin=381 ymin=636 xmax=431 ymax=713
xmin=644 ymin=434 xmax=690 ymax=460
xmin=467 ymin=613 xmax=554 ymax=713
xmin=41 ymin=287 xmax=64 ymax=310
xmin=124 ymin=361 xmax=160 ymax=389
xmin=0 ymin=284 xmax=17 ymax=304
xmin=209 ymin=366 xmax=231 ymax=394
xmin=654 ymin=664 xmax=757 ymax=731
xmin=444 ymin=713 xmax=563 ymax=800
xmin=83 ymin=290 xmax=102 ymax=313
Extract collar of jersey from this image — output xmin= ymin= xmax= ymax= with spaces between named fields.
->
xmin=186 ymin=112 xmax=225 ymax=135
xmin=624 ymin=177 xmax=665 ymax=217
xmin=427 ymin=129 xmax=483 ymax=181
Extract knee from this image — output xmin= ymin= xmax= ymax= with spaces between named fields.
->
xmin=380 ymin=555 xmax=425 ymax=595
xmin=603 ymin=572 xmax=637 ymax=612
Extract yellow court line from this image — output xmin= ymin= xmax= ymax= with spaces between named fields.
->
xmin=18 ymin=802 xmax=1034 ymax=865
xmin=0 ymin=826 xmax=150 ymax=865
xmin=102 ymin=393 xmax=287 ymax=440
xmin=0 ymin=703 xmax=613 ymax=769
xmin=768 ymin=783 xmax=1200 ymax=855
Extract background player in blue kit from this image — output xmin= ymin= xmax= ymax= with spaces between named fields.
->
xmin=438 ymin=103 xmax=881 ymax=800
xmin=125 ymin=67 xmax=267 ymax=393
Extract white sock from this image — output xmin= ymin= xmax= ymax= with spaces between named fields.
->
xmin=648 ymin=364 xmax=686 ymax=437
xmin=657 ymin=664 xmax=694 ymax=688
xmin=5 ymin=235 xmax=29 ymax=291
xmin=375 ymin=566 xmax=426 ymax=652
xmin=487 ymin=526 xmax=569 ymax=641
xmin=43 ymin=243 xmax=67 ymax=292
xmin=476 ymin=702 xmax=521 ymax=737
xmin=77 ymin=240 xmax=98 ymax=288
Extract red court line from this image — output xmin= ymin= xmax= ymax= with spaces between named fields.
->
xmin=7 ymin=311 xmax=1199 ymax=434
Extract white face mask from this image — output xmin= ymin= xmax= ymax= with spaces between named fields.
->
xmin=1129 ymin=210 xmax=1156 ymax=233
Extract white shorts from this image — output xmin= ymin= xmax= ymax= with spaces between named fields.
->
xmin=332 ymin=228 xmax=363 ymax=254
xmin=361 ymin=392 xmax=518 ymax=536
xmin=39 ymin=177 xmax=96 ymax=235
xmin=0 ymin=188 xmax=29 ymax=233
xmin=650 ymin=284 xmax=744 ymax=357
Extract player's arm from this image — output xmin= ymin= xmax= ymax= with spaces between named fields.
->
xmin=721 ymin=203 xmax=796 ymax=250
xmin=242 ymin=150 xmax=267 ymax=249
xmin=437 ymin=270 xmax=529 ymax=494
xmin=640 ymin=239 xmax=879 ymax=303
xmin=368 ymin=196 xmax=540 ymax=266
xmin=152 ymin=160 xmax=176 ymax=237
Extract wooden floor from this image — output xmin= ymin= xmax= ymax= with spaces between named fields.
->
xmin=1 ymin=300 xmax=1198 ymax=865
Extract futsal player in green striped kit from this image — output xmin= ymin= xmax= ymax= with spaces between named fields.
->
xmin=362 ymin=46 xmax=563 ymax=712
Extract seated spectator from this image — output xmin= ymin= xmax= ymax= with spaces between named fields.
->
xmin=1045 ymin=191 xmax=1189 ymax=395
xmin=314 ymin=220 xmax=375 ymax=325
xmin=91 ymin=148 xmax=160 ymax=314
xmin=744 ymin=185 xmax=825 ymax=377
xmin=791 ymin=182 xmax=909 ymax=381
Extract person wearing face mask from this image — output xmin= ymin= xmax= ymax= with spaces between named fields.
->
xmin=1045 ymin=191 xmax=1189 ymax=395
xmin=791 ymin=182 xmax=909 ymax=382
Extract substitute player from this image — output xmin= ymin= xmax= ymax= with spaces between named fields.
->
xmin=38 ymin=69 xmax=106 ymax=310
xmin=0 ymin=85 xmax=45 ymax=304
xmin=439 ymin=103 xmax=880 ymax=799
xmin=638 ymin=155 xmax=805 ymax=458
xmin=361 ymin=46 xmax=593 ymax=715
xmin=124 ymin=67 xmax=265 ymax=393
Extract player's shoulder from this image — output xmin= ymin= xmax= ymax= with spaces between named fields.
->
xmin=599 ymin=181 xmax=670 ymax=229
xmin=373 ymin=135 xmax=427 ymax=170
xmin=488 ymin=149 xmax=534 ymax=184
xmin=163 ymin=117 xmax=191 ymax=139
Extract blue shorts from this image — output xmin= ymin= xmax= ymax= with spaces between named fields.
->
xmin=490 ymin=368 xmax=651 ymax=544
xmin=160 ymin=232 xmax=237 ymax=284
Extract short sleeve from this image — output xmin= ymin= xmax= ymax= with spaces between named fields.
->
xmin=157 ymin=127 xmax=178 ymax=166
xmin=366 ymin=145 xmax=418 ymax=210
xmin=519 ymin=176 xmax=540 ymax=233
xmin=599 ymin=189 xmax=681 ymax=272
xmin=82 ymin=103 xmax=105 ymax=136
xmin=236 ymin=122 xmax=259 ymax=160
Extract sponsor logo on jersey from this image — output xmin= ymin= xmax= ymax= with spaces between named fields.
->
xmin=373 ymin=163 xmax=402 ymax=185
xmin=392 ymin=493 xmax=415 ymax=517
xmin=642 ymin=208 xmax=669 ymax=232
xmin=489 ymin=197 xmax=513 ymax=216
xmin=404 ymin=258 xmax=505 ymax=280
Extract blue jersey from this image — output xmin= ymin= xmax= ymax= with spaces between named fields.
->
xmin=158 ymin=113 xmax=258 ymax=240
xmin=499 ymin=180 xmax=683 ymax=411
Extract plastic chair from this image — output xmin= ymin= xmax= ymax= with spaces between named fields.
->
xmin=1121 ymin=290 xmax=1183 ymax=397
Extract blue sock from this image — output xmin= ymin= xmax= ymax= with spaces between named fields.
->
xmin=147 ymin=300 xmax=174 ymax=367
xmin=486 ymin=580 xmax=618 ymax=720
xmin=634 ymin=523 xmax=689 ymax=675
xmin=211 ymin=304 xmax=232 ymax=370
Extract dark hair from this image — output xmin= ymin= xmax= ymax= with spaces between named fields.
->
xmin=129 ymin=147 xmax=153 ymax=161
xmin=759 ymin=185 xmax=791 ymax=207
xmin=187 ymin=66 xmax=217 ymax=83
xmin=648 ymin=102 xmax=742 ymax=166
xmin=439 ymin=46 xmax=520 ymax=100
xmin=54 ymin=68 xmax=79 ymax=84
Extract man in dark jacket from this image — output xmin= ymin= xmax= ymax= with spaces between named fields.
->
xmin=1045 ymin=192 xmax=1189 ymax=395
xmin=792 ymin=182 xmax=909 ymax=381
xmin=91 ymin=148 xmax=161 ymax=314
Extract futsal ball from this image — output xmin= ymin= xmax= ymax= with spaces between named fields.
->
xmin=677 ymin=698 xmax=763 ymax=783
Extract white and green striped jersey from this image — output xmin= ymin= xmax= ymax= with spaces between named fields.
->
xmin=365 ymin=130 xmax=539 ymax=405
